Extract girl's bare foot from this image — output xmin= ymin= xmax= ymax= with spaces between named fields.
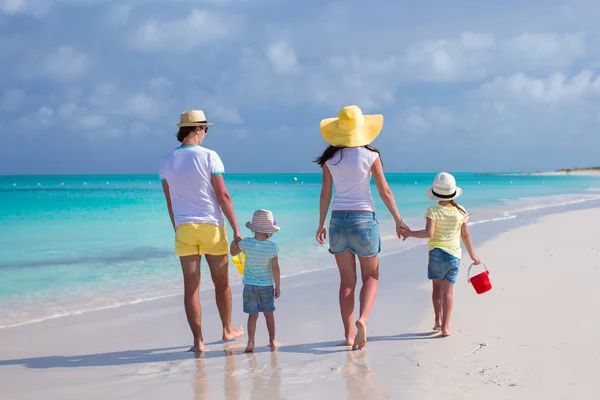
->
xmin=223 ymin=325 xmax=245 ymax=342
xmin=433 ymin=322 xmax=442 ymax=332
xmin=244 ymin=340 xmax=255 ymax=353
xmin=345 ymin=338 xmax=354 ymax=347
xmin=441 ymin=329 xmax=452 ymax=337
xmin=352 ymin=319 xmax=367 ymax=350
xmin=269 ymin=340 xmax=280 ymax=350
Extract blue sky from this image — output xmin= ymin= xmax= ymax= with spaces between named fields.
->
xmin=1 ymin=0 xmax=600 ymax=175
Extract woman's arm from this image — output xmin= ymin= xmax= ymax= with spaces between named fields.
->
xmin=316 ymin=165 xmax=333 ymax=245
xmin=161 ymin=181 xmax=176 ymax=232
xmin=371 ymin=158 xmax=410 ymax=235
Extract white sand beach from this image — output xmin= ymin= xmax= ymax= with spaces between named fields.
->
xmin=2 ymin=207 xmax=600 ymax=399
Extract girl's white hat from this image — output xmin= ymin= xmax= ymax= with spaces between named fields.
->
xmin=245 ymin=209 xmax=281 ymax=233
xmin=426 ymin=172 xmax=463 ymax=201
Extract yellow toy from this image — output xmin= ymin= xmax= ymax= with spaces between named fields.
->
xmin=232 ymin=253 xmax=245 ymax=275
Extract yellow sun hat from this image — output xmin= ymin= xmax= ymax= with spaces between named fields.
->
xmin=319 ymin=105 xmax=384 ymax=147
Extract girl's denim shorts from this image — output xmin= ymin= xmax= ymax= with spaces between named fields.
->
xmin=428 ymin=248 xmax=460 ymax=283
xmin=329 ymin=211 xmax=381 ymax=257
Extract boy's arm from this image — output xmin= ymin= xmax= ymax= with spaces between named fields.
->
xmin=402 ymin=218 xmax=435 ymax=239
xmin=272 ymin=256 xmax=281 ymax=298
xmin=461 ymin=223 xmax=481 ymax=265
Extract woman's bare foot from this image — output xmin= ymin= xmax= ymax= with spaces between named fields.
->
xmin=223 ymin=325 xmax=245 ymax=342
xmin=441 ymin=328 xmax=452 ymax=337
xmin=269 ymin=340 xmax=280 ymax=350
xmin=352 ymin=319 xmax=367 ymax=350
xmin=345 ymin=338 xmax=354 ymax=347
xmin=244 ymin=340 xmax=255 ymax=353
xmin=433 ymin=322 xmax=442 ymax=332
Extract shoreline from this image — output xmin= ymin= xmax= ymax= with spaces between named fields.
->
xmin=532 ymin=170 xmax=600 ymax=176
xmin=2 ymin=201 xmax=600 ymax=398
xmin=2 ymin=192 xmax=600 ymax=331
xmin=2 ymin=191 xmax=600 ymax=331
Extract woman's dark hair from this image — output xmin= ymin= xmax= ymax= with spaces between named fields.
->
xmin=314 ymin=145 xmax=382 ymax=167
xmin=176 ymin=126 xmax=196 ymax=142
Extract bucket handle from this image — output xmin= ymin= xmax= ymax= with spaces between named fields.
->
xmin=467 ymin=263 xmax=489 ymax=282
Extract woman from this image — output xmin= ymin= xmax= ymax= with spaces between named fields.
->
xmin=315 ymin=105 xmax=409 ymax=350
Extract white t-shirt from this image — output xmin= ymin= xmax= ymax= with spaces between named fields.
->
xmin=326 ymin=147 xmax=379 ymax=212
xmin=159 ymin=145 xmax=226 ymax=227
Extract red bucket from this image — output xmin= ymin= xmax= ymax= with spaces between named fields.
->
xmin=467 ymin=263 xmax=492 ymax=294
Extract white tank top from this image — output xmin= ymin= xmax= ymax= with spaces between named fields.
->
xmin=325 ymin=147 xmax=379 ymax=212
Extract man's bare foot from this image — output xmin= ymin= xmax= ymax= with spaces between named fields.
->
xmin=433 ymin=322 xmax=442 ymax=332
xmin=270 ymin=340 xmax=280 ymax=350
xmin=352 ymin=319 xmax=367 ymax=350
xmin=188 ymin=341 xmax=204 ymax=354
xmin=223 ymin=325 xmax=245 ymax=342
xmin=441 ymin=328 xmax=452 ymax=337
xmin=244 ymin=340 xmax=255 ymax=353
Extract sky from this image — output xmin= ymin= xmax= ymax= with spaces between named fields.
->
xmin=1 ymin=0 xmax=600 ymax=175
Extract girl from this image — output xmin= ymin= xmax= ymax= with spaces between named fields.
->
xmin=231 ymin=209 xmax=281 ymax=353
xmin=315 ymin=105 xmax=410 ymax=350
xmin=400 ymin=172 xmax=481 ymax=337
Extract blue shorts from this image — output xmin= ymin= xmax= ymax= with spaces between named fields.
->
xmin=329 ymin=211 xmax=381 ymax=257
xmin=243 ymin=284 xmax=275 ymax=314
xmin=428 ymin=248 xmax=460 ymax=284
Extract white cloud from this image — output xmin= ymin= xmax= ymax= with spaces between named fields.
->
xmin=22 ymin=106 xmax=54 ymax=128
xmin=131 ymin=9 xmax=242 ymax=53
xmin=478 ymin=70 xmax=600 ymax=103
xmin=77 ymin=114 xmax=106 ymax=129
xmin=1 ymin=88 xmax=25 ymax=111
xmin=501 ymin=33 xmax=586 ymax=71
xmin=267 ymin=40 xmax=300 ymax=74
xmin=43 ymin=46 xmax=91 ymax=80
xmin=0 ymin=0 xmax=52 ymax=17
xmin=59 ymin=102 xmax=77 ymax=117
xmin=210 ymin=106 xmax=243 ymax=124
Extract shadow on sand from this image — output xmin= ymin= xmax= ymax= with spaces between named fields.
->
xmin=0 ymin=332 xmax=439 ymax=369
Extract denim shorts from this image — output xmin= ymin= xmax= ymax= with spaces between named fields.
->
xmin=329 ymin=211 xmax=381 ymax=257
xmin=243 ymin=284 xmax=275 ymax=314
xmin=428 ymin=248 xmax=460 ymax=284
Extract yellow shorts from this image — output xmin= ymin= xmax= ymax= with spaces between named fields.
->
xmin=175 ymin=223 xmax=229 ymax=257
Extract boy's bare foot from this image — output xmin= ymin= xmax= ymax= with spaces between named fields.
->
xmin=223 ymin=325 xmax=245 ymax=342
xmin=352 ymin=319 xmax=367 ymax=350
xmin=269 ymin=340 xmax=280 ymax=350
xmin=244 ymin=340 xmax=255 ymax=353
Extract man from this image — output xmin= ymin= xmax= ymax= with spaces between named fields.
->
xmin=159 ymin=110 xmax=244 ymax=353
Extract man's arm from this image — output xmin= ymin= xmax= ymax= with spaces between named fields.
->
xmin=211 ymin=174 xmax=242 ymax=243
xmin=161 ymin=181 xmax=176 ymax=232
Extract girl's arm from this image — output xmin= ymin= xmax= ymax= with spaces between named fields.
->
xmin=371 ymin=158 xmax=410 ymax=236
xmin=316 ymin=165 xmax=333 ymax=245
xmin=402 ymin=218 xmax=435 ymax=239
xmin=272 ymin=256 xmax=281 ymax=298
xmin=461 ymin=223 xmax=481 ymax=265
xmin=162 ymin=181 xmax=176 ymax=232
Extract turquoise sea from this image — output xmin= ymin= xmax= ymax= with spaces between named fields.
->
xmin=1 ymin=173 xmax=600 ymax=328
